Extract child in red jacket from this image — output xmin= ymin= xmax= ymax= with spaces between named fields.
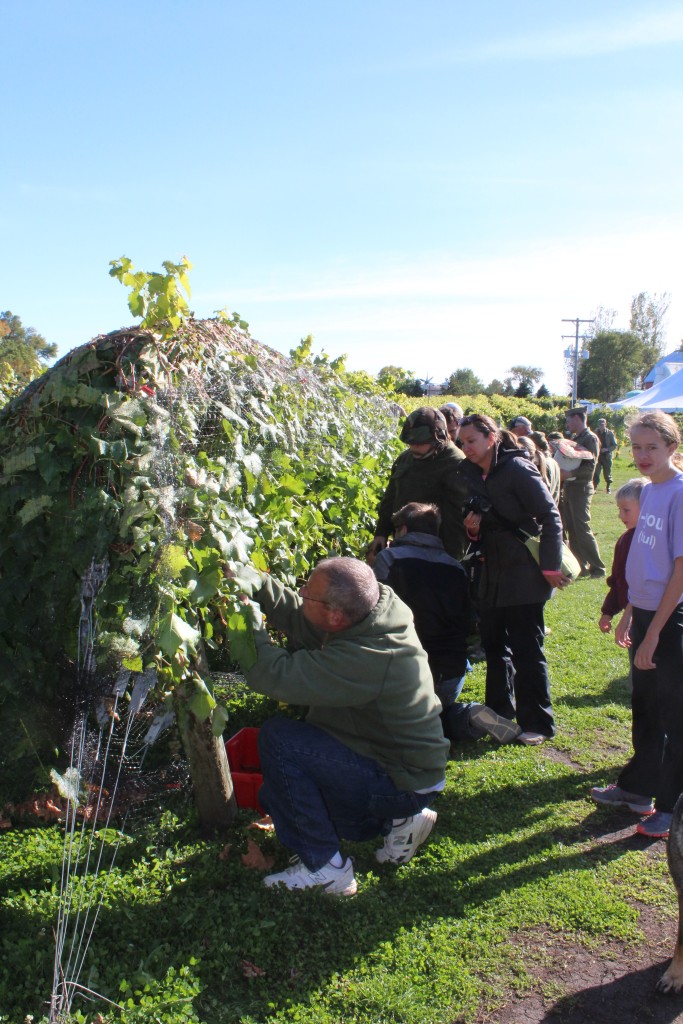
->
xmin=598 ymin=478 xmax=647 ymax=635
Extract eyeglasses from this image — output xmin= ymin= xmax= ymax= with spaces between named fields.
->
xmin=300 ymin=583 xmax=332 ymax=606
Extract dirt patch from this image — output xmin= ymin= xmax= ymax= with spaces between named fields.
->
xmin=540 ymin=746 xmax=583 ymax=770
xmin=477 ymin=906 xmax=682 ymax=1024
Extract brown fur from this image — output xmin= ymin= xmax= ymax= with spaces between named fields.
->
xmin=657 ymin=793 xmax=683 ymax=993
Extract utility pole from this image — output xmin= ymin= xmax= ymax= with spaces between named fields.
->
xmin=562 ymin=317 xmax=595 ymax=406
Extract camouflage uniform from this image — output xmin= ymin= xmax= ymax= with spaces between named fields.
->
xmin=563 ymin=426 xmax=605 ymax=575
xmin=374 ymin=408 xmax=468 ymax=560
xmin=594 ymin=424 xmax=618 ymax=492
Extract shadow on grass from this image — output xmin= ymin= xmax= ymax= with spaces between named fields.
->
xmin=4 ymin=764 xmax=658 ymax=1022
xmin=542 ymin=960 xmax=683 ymax=1024
xmin=555 ymin=674 xmax=632 ymax=710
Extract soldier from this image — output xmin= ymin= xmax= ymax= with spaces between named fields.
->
xmin=366 ymin=407 xmax=468 ymax=563
xmin=594 ymin=417 xmax=618 ymax=493
xmin=563 ymin=407 xmax=605 ymax=578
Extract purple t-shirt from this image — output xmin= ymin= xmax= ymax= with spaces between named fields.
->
xmin=626 ymin=472 xmax=683 ymax=611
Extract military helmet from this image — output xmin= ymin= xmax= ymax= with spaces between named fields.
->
xmin=400 ymin=407 xmax=449 ymax=445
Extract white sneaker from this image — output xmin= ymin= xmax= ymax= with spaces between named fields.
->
xmin=264 ymin=856 xmax=357 ymax=896
xmin=375 ymin=808 xmax=437 ymax=865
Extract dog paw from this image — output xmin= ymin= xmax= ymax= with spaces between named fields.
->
xmin=657 ymin=964 xmax=683 ymax=994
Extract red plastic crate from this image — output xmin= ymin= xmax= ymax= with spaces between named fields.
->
xmin=226 ymin=727 xmax=264 ymax=812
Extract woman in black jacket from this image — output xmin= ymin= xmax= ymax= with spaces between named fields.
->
xmin=458 ymin=414 xmax=568 ymax=744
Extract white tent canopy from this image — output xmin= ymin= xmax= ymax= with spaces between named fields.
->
xmin=610 ymin=366 xmax=683 ymax=412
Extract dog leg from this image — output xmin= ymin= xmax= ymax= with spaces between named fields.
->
xmin=658 ymin=892 xmax=683 ymax=993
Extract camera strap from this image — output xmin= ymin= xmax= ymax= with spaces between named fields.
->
xmin=481 ymin=499 xmax=538 ymax=543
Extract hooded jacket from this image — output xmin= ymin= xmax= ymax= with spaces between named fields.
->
xmin=375 ymin=443 xmax=467 ymax=560
xmin=245 ymin=575 xmax=450 ymax=791
xmin=373 ymin=532 xmax=469 ymax=681
xmin=459 ymin=445 xmax=563 ymax=608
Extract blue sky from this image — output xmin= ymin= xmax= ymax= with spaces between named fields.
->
xmin=3 ymin=1 xmax=683 ymax=393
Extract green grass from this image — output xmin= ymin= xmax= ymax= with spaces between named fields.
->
xmin=0 ymin=453 xmax=675 ymax=1024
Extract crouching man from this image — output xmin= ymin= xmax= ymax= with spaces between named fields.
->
xmin=239 ymin=557 xmax=449 ymax=896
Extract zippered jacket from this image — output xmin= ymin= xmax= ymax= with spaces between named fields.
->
xmin=244 ymin=575 xmax=450 ymax=791
xmin=459 ymin=446 xmax=563 ymax=608
xmin=375 ymin=443 xmax=468 ymax=559
xmin=373 ymin=532 xmax=469 ymax=680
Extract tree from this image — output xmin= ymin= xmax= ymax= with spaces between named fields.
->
xmin=484 ymin=378 xmax=504 ymax=396
xmin=377 ymin=365 xmax=411 ymax=391
xmin=536 ymin=383 xmax=550 ymax=398
xmin=577 ymin=330 xmax=646 ymax=402
xmin=444 ymin=368 xmax=484 ymax=395
xmin=589 ymin=306 xmax=618 ymax=335
xmin=507 ymin=365 xmax=544 ymax=398
xmin=0 ymin=311 xmax=57 ymax=384
xmin=630 ymin=291 xmax=670 ymax=378
xmin=397 ymin=377 xmax=424 ymax=397
xmin=565 ymin=306 xmax=617 ymax=390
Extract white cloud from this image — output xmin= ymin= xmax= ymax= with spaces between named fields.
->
xmin=472 ymin=7 xmax=683 ymax=60
xmin=200 ymin=223 xmax=683 ymax=395
xmin=378 ymin=6 xmax=683 ymax=70
xmin=204 ymin=224 xmax=682 ymax=306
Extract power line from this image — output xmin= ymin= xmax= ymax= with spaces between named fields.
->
xmin=562 ymin=317 xmax=595 ymax=406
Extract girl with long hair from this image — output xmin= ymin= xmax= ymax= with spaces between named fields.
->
xmin=591 ymin=412 xmax=683 ymax=838
xmin=458 ymin=413 xmax=566 ymax=744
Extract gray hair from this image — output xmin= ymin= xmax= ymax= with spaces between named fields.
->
xmin=315 ymin=557 xmax=380 ymax=623
xmin=615 ymin=477 xmax=647 ymax=503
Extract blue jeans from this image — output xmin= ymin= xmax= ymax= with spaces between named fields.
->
xmin=258 ymin=717 xmax=438 ymax=870
xmin=440 ymin=701 xmax=485 ymax=741
xmin=434 ymin=671 xmax=466 ymax=708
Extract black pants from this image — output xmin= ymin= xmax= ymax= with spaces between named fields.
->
xmin=479 ymin=602 xmax=555 ymax=737
xmin=619 ymin=604 xmax=683 ymax=812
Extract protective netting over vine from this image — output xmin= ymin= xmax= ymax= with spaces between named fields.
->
xmin=1 ymin=317 xmax=402 ymax=1016
xmin=0 ymin=316 xmax=400 ymax=723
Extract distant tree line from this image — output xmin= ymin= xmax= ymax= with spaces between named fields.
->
xmin=374 ymin=364 xmax=550 ymax=399
xmin=3 ymin=288 xmax=677 ymax=411
xmin=576 ymin=291 xmax=676 ymax=402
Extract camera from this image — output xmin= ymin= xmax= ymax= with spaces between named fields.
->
xmin=463 ymin=494 xmax=492 ymax=516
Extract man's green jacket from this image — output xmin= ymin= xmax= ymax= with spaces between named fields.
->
xmin=243 ymin=576 xmax=449 ymax=792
